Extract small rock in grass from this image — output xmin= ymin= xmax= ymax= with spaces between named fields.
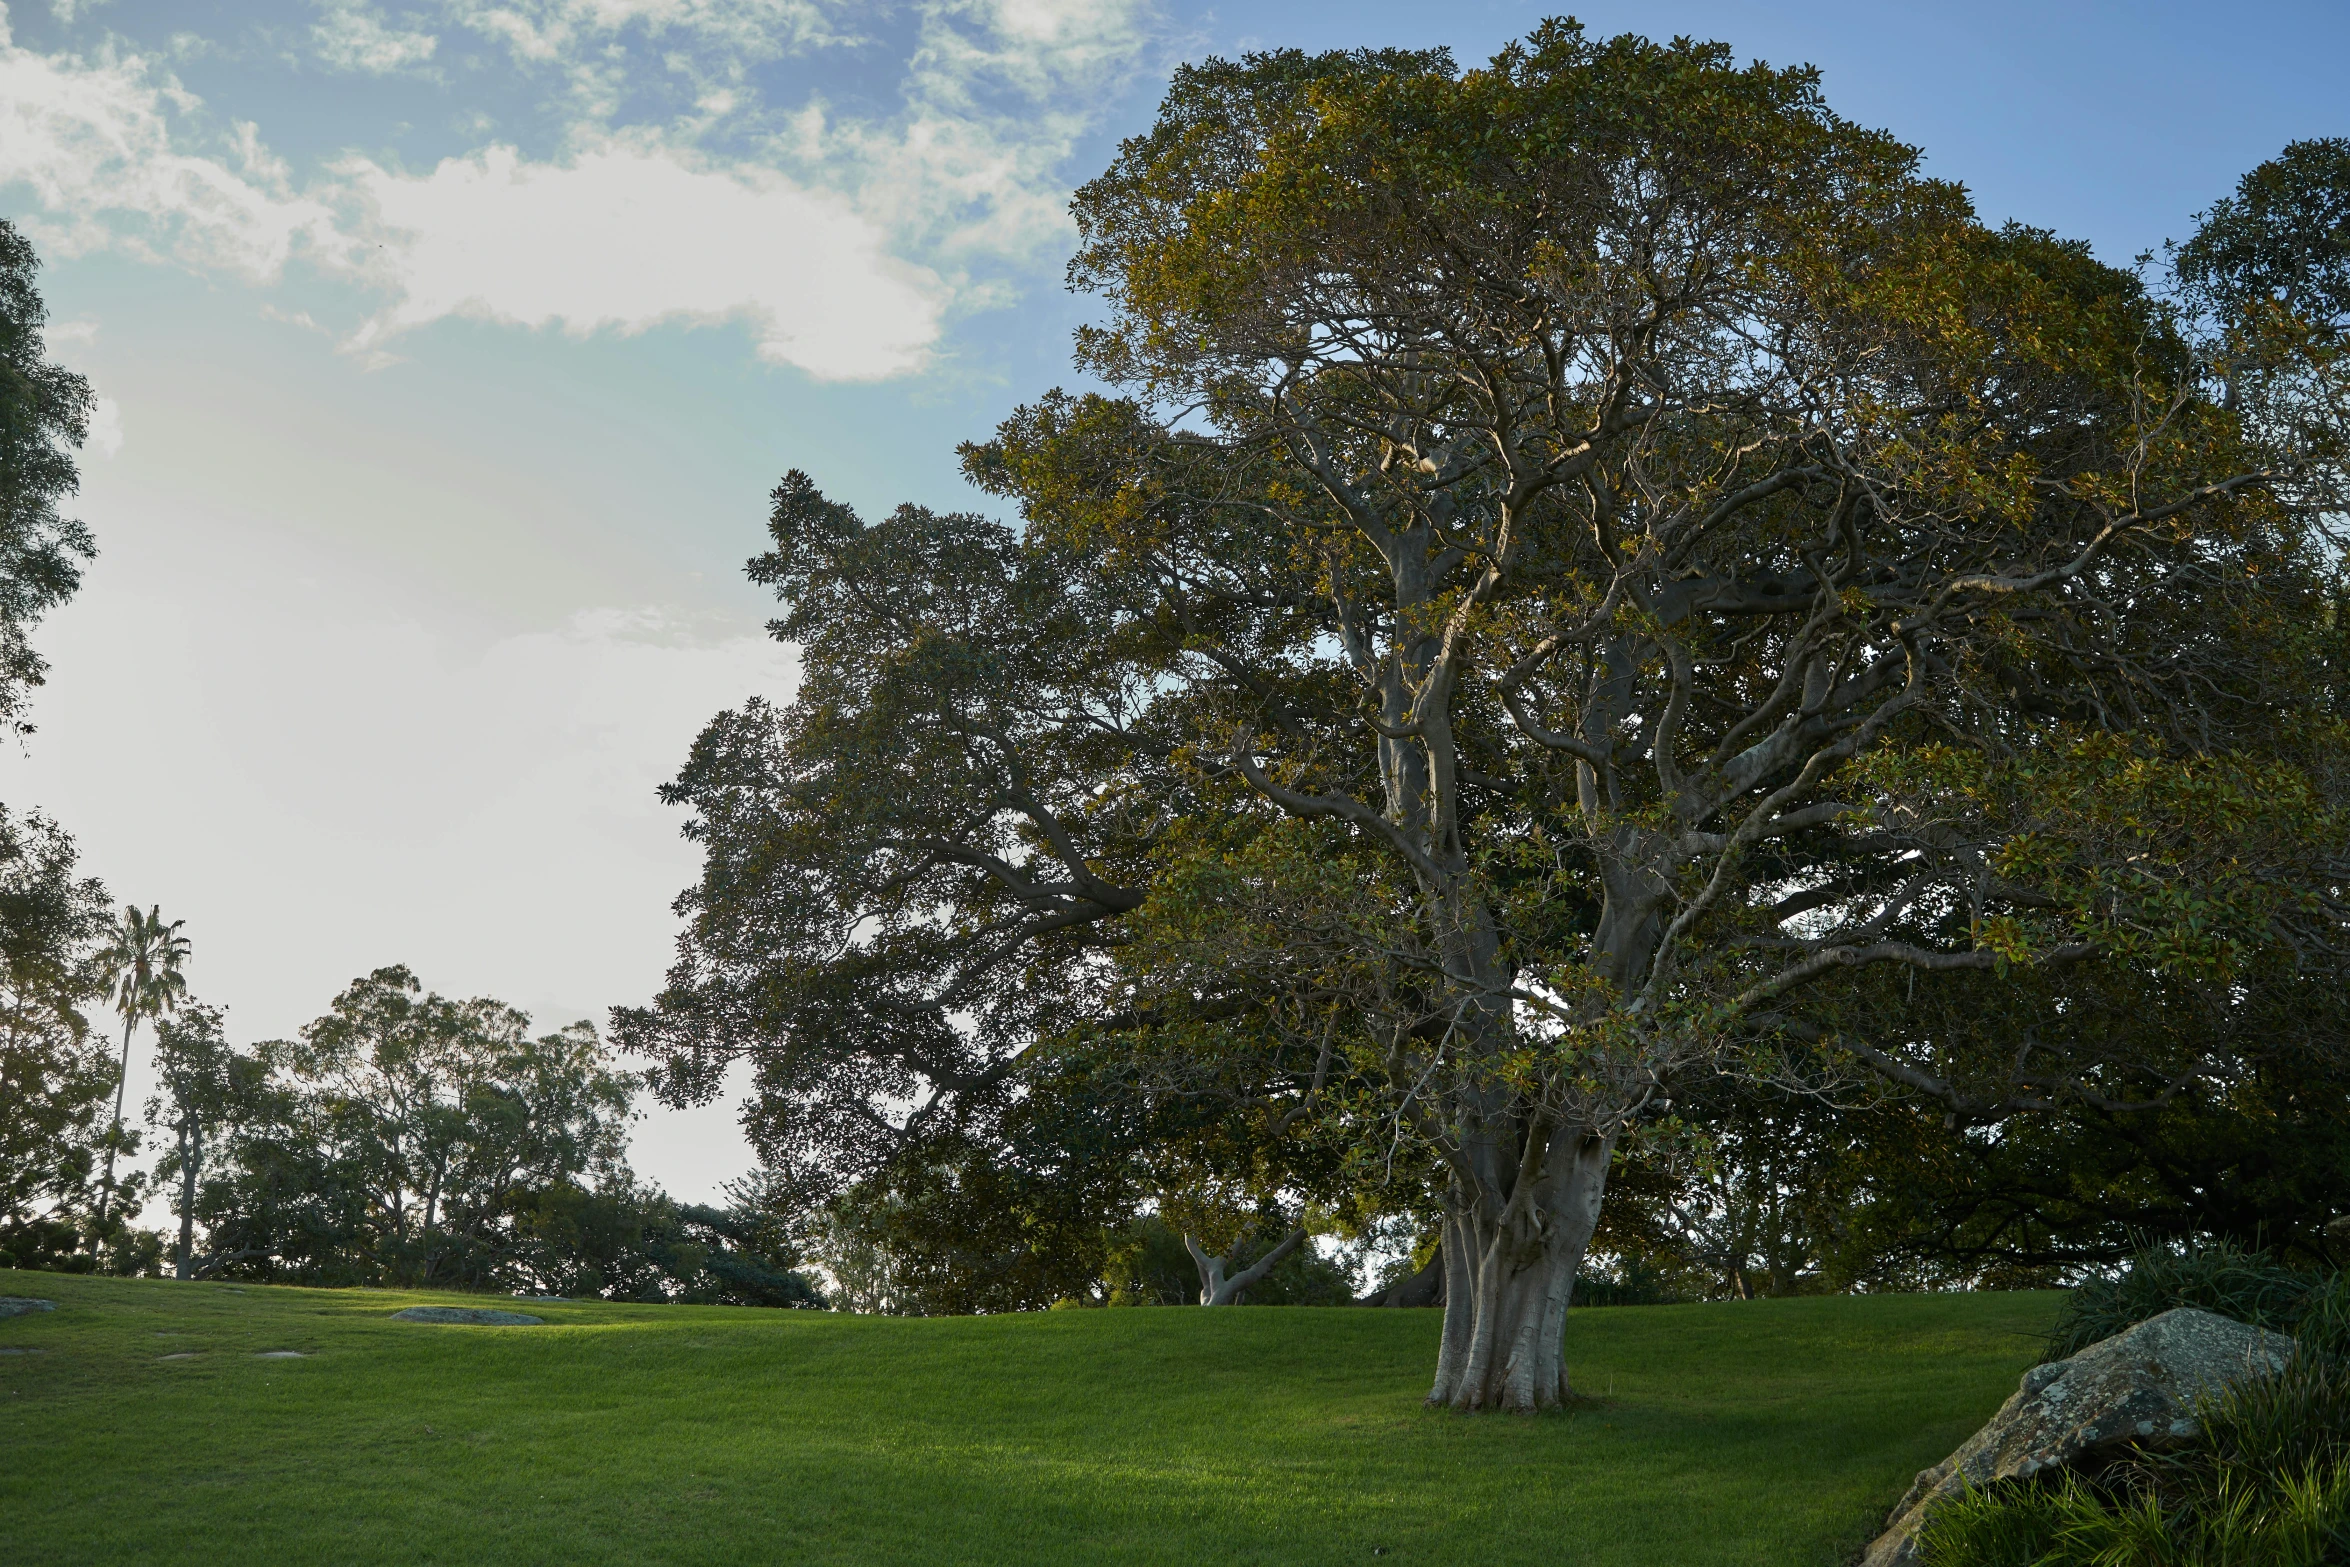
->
xmin=0 ymin=1347 xmax=47 ymax=1356
xmin=159 ymin=1352 xmax=202 ymax=1361
xmin=389 ymin=1307 xmax=544 ymax=1326
xmin=254 ymin=1350 xmax=308 ymax=1358
xmin=0 ymin=1298 xmax=56 ymax=1319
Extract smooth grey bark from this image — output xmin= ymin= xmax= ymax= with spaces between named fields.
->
xmin=1427 ymin=1125 xmax=1617 ymax=1410
xmin=1185 ymin=1226 xmax=1308 ymax=1306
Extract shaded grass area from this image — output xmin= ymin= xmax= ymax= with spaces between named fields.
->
xmin=0 ymin=1270 xmax=2056 ymax=1566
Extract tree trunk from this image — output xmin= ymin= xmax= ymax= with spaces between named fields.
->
xmin=94 ymin=1012 xmax=135 ymax=1238
xmin=175 ymin=1118 xmax=200 ymax=1281
xmin=419 ymin=1169 xmax=443 ymax=1287
xmin=1426 ymin=1126 xmax=1615 ymax=1412
xmin=1185 ymin=1226 xmax=1307 ymax=1306
xmin=1360 ymin=1243 xmax=1444 ymax=1307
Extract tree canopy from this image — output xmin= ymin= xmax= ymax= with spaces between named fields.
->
xmin=0 ymin=218 xmax=94 ymax=737
xmin=624 ymin=24 xmax=2349 ymax=1405
xmin=0 ymin=805 xmax=120 ymax=1271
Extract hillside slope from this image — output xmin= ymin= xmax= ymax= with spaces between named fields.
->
xmin=0 ymin=1271 xmax=2054 ymax=1565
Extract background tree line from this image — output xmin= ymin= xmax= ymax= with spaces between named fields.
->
xmin=0 ymin=214 xmax=830 ymax=1308
xmin=2 ymin=922 xmax=824 ymax=1304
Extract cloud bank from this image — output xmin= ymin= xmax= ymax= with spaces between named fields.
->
xmin=0 ymin=0 xmax=1156 ymax=378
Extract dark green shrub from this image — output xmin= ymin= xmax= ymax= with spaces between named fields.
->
xmin=2292 ymin=1272 xmax=2350 ymax=1363
xmin=2198 ymin=1352 xmax=2350 ymax=1480
xmin=2042 ymin=1239 xmax=2312 ymax=1362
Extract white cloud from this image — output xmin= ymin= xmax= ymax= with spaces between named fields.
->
xmin=934 ymin=0 xmax=1151 ymax=103
xmin=313 ymin=2 xmax=440 ymax=74
xmin=0 ymin=31 xmax=943 ymax=377
xmin=0 ymin=0 xmax=1158 ymax=377
xmin=792 ymin=0 xmax=1154 ymax=261
xmin=0 ymin=33 xmax=344 ymax=277
xmin=343 ymin=136 xmax=947 ymax=378
xmin=444 ymin=0 xmax=853 ymax=114
xmin=446 ymin=0 xmax=850 ymax=61
xmin=84 ymin=394 xmax=122 ymax=457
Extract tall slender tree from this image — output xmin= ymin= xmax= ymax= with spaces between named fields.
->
xmin=147 ymin=1003 xmax=258 ymax=1280
xmin=93 ymin=904 xmax=189 ymax=1238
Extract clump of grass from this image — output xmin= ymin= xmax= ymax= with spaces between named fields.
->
xmin=1924 ymin=1260 xmax=2350 ymax=1565
xmin=2040 ymin=1238 xmax=2311 ymax=1363
xmin=1921 ymin=1465 xmax=2350 ymax=1567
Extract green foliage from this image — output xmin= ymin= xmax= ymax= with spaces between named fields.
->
xmin=187 ymin=966 xmax=644 ymax=1292
xmin=809 ymin=1135 xmax=1124 ymax=1315
xmin=0 ymin=805 xmax=138 ymax=1271
xmin=91 ymin=903 xmax=193 ymax=1238
xmin=1570 ymin=1258 xmax=1694 ymax=1308
xmin=0 ymin=218 xmax=95 ymax=735
xmin=627 ymin=26 xmax=2350 ymax=1380
xmin=146 ymin=1001 xmax=271 ymax=1278
xmin=1099 ymin=1214 xmax=1354 ymax=1306
xmin=1100 ymin=1213 xmax=1198 ymax=1305
xmin=2042 ymin=1240 xmax=2312 ymax=1363
xmin=510 ymin=1171 xmax=825 ymax=1307
xmin=2177 ymin=138 xmax=2350 ymax=336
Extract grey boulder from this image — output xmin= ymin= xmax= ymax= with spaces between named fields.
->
xmin=389 ymin=1306 xmax=544 ymax=1326
xmin=1862 ymin=1307 xmax=2293 ymax=1567
xmin=0 ymin=1297 xmax=56 ymax=1319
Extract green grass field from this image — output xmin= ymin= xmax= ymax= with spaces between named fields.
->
xmin=0 ymin=1270 xmax=2056 ymax=1565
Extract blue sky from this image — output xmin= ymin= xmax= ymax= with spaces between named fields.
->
xmin=2 ymin=0 xmax=2343 ymax=1204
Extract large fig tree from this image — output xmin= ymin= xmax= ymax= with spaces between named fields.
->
xmin=624 ymin=27 xmax=2348 ymax=1409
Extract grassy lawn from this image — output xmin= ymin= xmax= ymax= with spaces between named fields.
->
xmin=0 ymin=1269 xmax=2055 ymax=1566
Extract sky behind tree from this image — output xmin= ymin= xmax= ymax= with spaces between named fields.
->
xmin=0 ymin=0 xmax=2341 ymax=1204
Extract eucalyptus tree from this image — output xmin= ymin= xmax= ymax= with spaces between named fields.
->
xmin=625 ymin=27 xmax=2349 ymax=1410
xmin=147 ymin=1003 xmax=265 ymax=1280
xmin=93 ymin=904 xmax=190 ymax=1236
xmin=278 ymin=966 xmax=633 ymax=1286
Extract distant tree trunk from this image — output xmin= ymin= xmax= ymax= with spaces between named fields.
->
xmin=1361 ymin=1243 xmax=1445 ymax=1307
xmin=419 ymin=1168 xmax=444 ymax=1286
xmin=94 ymin=1012 xmax=135 ymax=1237
xmin=1185 ymin=1226 xmax=1307 ymax=1306
xmin=174 ymin=1115 xmax=200 ymax=1281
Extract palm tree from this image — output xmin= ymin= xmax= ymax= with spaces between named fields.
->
xmin=93 ymin=904 xmax=191 ymax=1239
